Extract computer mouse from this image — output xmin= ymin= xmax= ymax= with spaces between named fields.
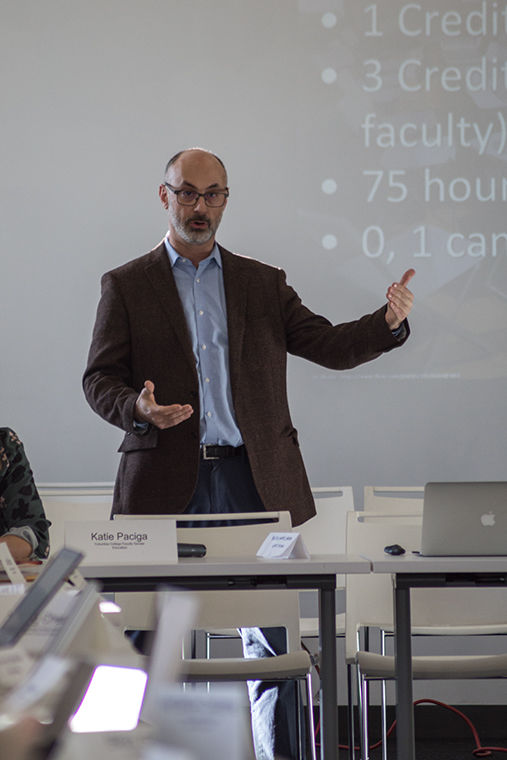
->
xmin=384 ymin=543 xmax=406 ymax=556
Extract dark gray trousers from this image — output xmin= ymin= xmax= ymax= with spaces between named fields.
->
xmin=183 ymin=449 xmax=301 ymax=760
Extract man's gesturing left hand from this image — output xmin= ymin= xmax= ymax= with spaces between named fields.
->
xmin=385 ymin=268 xmax=415 ymax=330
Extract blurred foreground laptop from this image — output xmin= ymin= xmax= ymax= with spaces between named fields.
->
xmin=0 ymin=548 xmax=83 ymax=648
xmin=420 ymin=482 xmax=507 ymax=557
xmin=69 ymin=589 xmax=196 ymax=734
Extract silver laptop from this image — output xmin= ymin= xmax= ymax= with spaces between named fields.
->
xmin=420 ymin=482 xmax=507 ymax=557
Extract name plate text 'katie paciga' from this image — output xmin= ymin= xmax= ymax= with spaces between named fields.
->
xmin=64 ymin=520 xmax=177 ymax=564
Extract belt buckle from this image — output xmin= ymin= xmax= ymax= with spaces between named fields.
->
xmin=202 ymin=444 xmax=219 ymax=460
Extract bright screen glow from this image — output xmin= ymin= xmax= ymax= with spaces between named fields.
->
xmin=70 ymin=665 xmax=148 ymax=733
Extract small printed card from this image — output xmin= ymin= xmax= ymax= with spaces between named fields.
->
xmin=64 ymin=520 xmax=177 ymax=564
xmin=150 ymin=685 xmax=247 ymax=760
xmin=256 ymin=532 xmax=310 ymax=560
xmin=0 ymin=543 xmax=27 ymax=585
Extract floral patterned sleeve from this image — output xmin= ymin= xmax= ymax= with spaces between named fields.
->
xmin=0 ymin=428 xmax=50 ymax=559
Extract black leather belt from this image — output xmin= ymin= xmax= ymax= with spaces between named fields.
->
xmin=200 ymin=444 xmax=244 ymax=460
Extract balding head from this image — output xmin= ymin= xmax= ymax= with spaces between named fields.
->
xmin=164 ymin=148 xmax=228 ymax=186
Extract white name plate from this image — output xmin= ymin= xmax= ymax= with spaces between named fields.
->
xmin=0 ymin=543 xmax=27 ymax=585
xmin=256 ymin=532 xmax=310 ymax=560
xmin=64 ymin=520 xmax=177 ymax=564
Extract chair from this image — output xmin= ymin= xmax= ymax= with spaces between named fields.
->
xmin=297 ymin=487 xmax=353 ymax=638
xmin=303 ymin=487 xmax=354 ymax=577
xmin=179 ymin=584 xmax=316 ymax=760
xmin=114 ymin=511 xmax=293 ymax=632
xmin=362 ymin=486 xmax=424 ymax=513
xmin=37 ymin=482 xmax=115 ymax=496
xmin=115 ymin=512 xmax=316 ymax=759
xmin=40 ymin=487 xmax=113 ymax=554
xmin=345 ymin=511 xmax=507 ymax=760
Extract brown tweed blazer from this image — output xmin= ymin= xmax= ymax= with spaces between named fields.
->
xmin=83 ymin=242 xmax=408 ymax=526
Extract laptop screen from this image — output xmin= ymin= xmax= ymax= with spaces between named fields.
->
xmin=421 ymin=482 xmax=507 ymax=557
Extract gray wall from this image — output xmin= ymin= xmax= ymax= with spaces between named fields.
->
xmin=2 ymin=0 xmax=506 ymax=502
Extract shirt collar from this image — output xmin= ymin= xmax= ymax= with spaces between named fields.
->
xmin=164 ymin=235 xmax=222 ymax=270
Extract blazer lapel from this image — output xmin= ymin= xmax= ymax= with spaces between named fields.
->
xmin=143 ymin=243 xmax=196 ymax=371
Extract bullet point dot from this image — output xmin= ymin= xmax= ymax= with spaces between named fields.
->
xmin=321 ymin=179 xmax=337 ymax=194
xmin=321 ymin=67 xmax=337 ymax=85
xmin=322 ymin=234 xmax=337 ymax=250
xmin=321 ymin=12 xmax=337 ymax=29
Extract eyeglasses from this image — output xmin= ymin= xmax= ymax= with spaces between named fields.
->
xmin=164 ymin=183 xmax=229 ymax=208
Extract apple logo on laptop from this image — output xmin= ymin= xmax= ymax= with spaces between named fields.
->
xmin=480 ymin=511 xmax=496 ymax=527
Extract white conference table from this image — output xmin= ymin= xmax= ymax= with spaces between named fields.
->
xmin=367 ymin=552 xmax=507 ymax=760
xmin=81 ymin=553 xmax=370 ymax=760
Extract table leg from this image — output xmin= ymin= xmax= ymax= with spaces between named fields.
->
xmin=393 ymin=581 xmax=415 ymax=760
xmin=319 ymin=586 xmax=338 ymax=760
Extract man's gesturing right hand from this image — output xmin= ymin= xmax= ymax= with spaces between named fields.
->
xmin=135 ymin=380 xmax=194 ymax=430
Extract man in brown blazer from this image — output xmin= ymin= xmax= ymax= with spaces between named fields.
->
xmin=83 ymin=148 xmax=414 ymax=759
xmin=83 ymin=149 xmax=414 ymax=526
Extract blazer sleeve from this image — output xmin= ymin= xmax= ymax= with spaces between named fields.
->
xmin=276 ymin=269 xmax=410 ymax=370
xmin=83 ymin=272 xmax=152 ymax=439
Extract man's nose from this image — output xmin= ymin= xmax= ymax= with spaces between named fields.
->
xmin=194 ymin=195 xmax=207 ymax=212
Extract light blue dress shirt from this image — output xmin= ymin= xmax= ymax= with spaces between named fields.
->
xmin=164 ymin=237 xmax=243 ymax=446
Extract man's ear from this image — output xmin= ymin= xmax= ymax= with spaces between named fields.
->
xmin=158 ymin=184 xmax=169 ymax=209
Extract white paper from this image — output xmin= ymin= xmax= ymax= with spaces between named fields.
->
xmin=143 ymin=744 xmax=194 ymax=760
xmin=0 ymin=584 xmax=27 ymax=596
xmin=0 ymin=647 xmax=35 ymax=694
xmin=3 ymin=654 xmax=71 ymax=714
xmin=20 ymin=588 xmax=78 ymax=656
xmin=52 ymin=724 xmax=156 ymax=760
xmin=150 ymin=685 xmax=248 ymax=760
xmin=67 ymin=568 xmax=87 ymax=590
xmin=0 ymin=544 xmax=27 ymax=585
xmin=256 ymin=531 xmax=310 ymax=559
xmin=0 ymin=586 xmax=26 ymax=630
xmin=64 ymin=520 xmax=177 ymax=565
xmin=141 ymin=592 xmax=198 ymax=722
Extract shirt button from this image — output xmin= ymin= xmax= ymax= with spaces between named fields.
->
xmin=205 ymin=377 xmax=210 ymax=383
xmin=196 ymin=278 xmax=200 ymax=283
xmin=207 ymin=411 xmax=212 ymax=418
xmin=202 ymin=344 xmax=207 ymax=350
xmin=199 ymin=310 xmax=204 ymax=316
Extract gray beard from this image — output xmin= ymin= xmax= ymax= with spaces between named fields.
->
xmin=169 ymin=207 xmax=216 ymax=245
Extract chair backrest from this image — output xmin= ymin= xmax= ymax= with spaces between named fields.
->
xmin=115 ymin=512 xmax=301 ymax=650
xmin=41 ymin=494 xmax=113 ymax=554
xmin=114 ymin=511 xmax=293 ymax=557
xmin=175 ymin=511 xmax=292 ymax=558
xmin=301 ymin=487 xmax=353 ymax=554
xmin=189 ymin=588 xmax=302 ymax=651
xmin=299 ymin=487 xmax=354 ymax=587
xmin=37 ymin=483 xmax=114 ymax=497
xmin=362 ymin=486 xmax=424 ymax=513
xmin=345 ymin=511 xmax=507 ymax=661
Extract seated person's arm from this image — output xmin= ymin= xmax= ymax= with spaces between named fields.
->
xmin=0 ymin=533 xmax=32 ymax=562
xmin=0 ymin=428 xmax=51 ymax=562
